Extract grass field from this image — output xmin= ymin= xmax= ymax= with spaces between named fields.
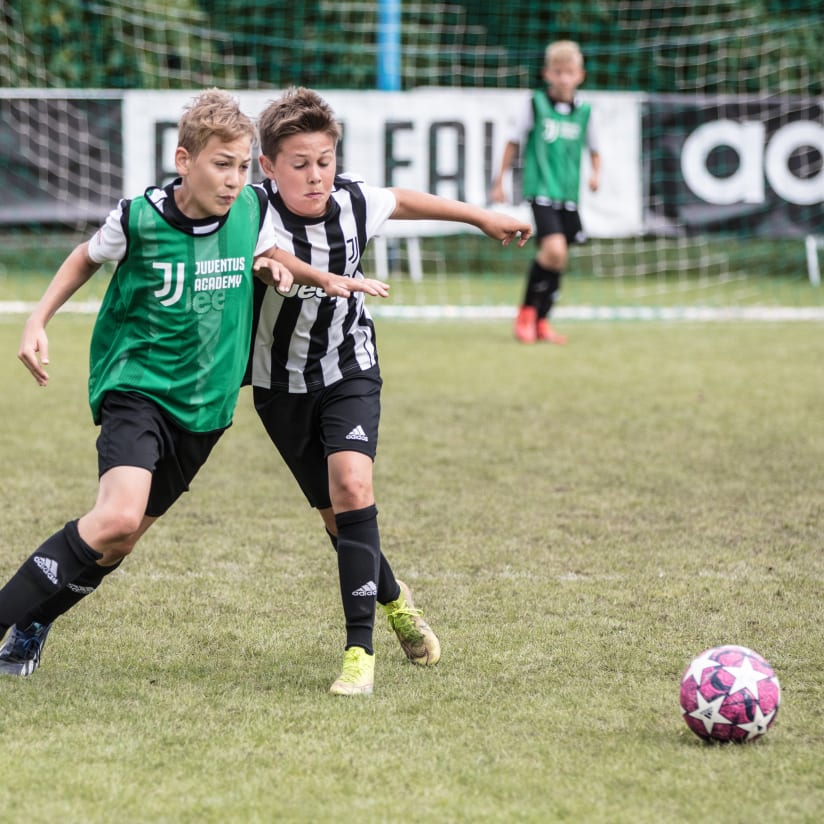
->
xmin=0 ymin=307 xmax=822 ymax=823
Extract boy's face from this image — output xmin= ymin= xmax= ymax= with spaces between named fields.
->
xmin=543 ymin=58 xmax=585 ymax=101
xmin=259 ymin=131 xmax=336 ymax=219
xmin=174 ymin=134 xmax=252 ymax=219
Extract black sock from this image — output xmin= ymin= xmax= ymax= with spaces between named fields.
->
xmin=327 ymin=527 xmax=399 ymax=605
xmin=524 ymin=260 xmax=552 ymax=309
xmin=19 ymin=558 xmax=123 ymax=627
xmin=0 ymin=520 xmax=102 ymax=634
xmin=537 ymin=267 xmax=562 ymax=318
xmin=335 ymin=505 xmax=381 ymax=654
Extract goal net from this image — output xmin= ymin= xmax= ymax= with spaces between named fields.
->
xmin=1 ymin=0 xmax=821 ymax=316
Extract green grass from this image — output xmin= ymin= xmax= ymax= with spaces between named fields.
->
xmin=0 ymin=312 xmax=822 ymax=823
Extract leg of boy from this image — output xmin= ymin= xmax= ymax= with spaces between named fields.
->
xmin=0 ymin=466 xmax=153 ymax=675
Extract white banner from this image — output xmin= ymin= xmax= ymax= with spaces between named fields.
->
xmin=123 ymin=88 xmax=643 ymax=237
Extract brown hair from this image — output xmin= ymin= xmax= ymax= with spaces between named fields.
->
xmin=257 ymin=86 xmax=342 ymax=160
xmin=177 ymin=88 xmax=256 ymax=156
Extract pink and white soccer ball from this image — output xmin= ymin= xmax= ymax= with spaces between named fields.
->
xmin=680 ymin=645 xmax=781 ymax=742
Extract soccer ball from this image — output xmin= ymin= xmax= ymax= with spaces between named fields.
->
xmin=679 ymin=645 xmax=781 ymax=742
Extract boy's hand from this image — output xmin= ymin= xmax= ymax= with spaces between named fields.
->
xmin=254 ymin=257 xmax=295 ymax=293
xmin=490 ymin=181 xmax=506 ymax=204
xmin=347 ymin=276 xmax=390 ymax=298
xmin=18 ymin=317 xmax=50 ymax=386
xmin=323 ymin=274 xmax=390 ymax=299
xmin=480 ymin=212 xmax=533 ymax=247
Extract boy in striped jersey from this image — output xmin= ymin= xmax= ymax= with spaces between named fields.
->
xmin=250 ymin=86 xmax=532 ymax=695
xmin=0 ymin=89 xmax=384 ymax=677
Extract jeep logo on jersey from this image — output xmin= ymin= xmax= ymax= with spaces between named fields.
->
xmin=277 ymin=284 xmax=332 ymax=300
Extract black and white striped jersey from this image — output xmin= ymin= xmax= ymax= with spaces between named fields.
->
xmin=248 ymin=174 xmax=396 ymax=393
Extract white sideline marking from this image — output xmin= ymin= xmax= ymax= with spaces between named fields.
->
xmin=1 ymin=301 xmax=823 ymax=322
xmin=370 ymin=305 xmax=824 ymax=322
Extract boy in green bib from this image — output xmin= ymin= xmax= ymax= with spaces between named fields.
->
xmin=493 ymin=40 xmax=601 ymax=344
xmin=0 ymin=89 xmax=387 ymax=676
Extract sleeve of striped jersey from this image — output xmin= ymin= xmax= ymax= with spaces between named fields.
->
xmin=362 ymin=183 xmax=398 ymax=237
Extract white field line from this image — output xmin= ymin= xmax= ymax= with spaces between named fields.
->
xmin=1 ymin=301 xmax=823 ymax=322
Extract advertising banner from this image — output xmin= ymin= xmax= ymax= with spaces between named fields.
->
xmin=6 ymin=89 xmax=820 ymax=240
xmin=645 ymin=95 xmax=824 ymax=238
xmin=122 ymin=88 xmax=644 ymax=238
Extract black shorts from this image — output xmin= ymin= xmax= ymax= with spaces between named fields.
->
xmin=531 ymin=201 xmax=586 ymax=245
xmin=253 ymin=368 xmax=382 ymax=510
xmin=96 ymin=391 xmax=224 ymax=517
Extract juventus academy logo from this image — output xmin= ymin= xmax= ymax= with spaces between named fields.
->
xmin=153 ymin=261 xmax=185 ymax=306
xmin=346 ymin=237 xmax=359 ymax=264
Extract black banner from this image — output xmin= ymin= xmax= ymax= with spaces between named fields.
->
xmin=644 ymin=95 xmax=823 ymax=238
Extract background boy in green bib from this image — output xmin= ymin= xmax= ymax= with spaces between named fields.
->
xmin=492 ymin=40 xmax=602 ymax=345
xmin=0 ymin=89 xmax=387 ymax=677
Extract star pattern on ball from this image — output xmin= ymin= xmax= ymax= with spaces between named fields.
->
xmin=687 ymin=691 xmax=734 ymax=736
xmin=724 ymin=655 xmax=772 ymax=697
xmin=736 ymin=703 xmax=777 ymax=738
xmin=682 ymin=650 xmax=719 ymax=686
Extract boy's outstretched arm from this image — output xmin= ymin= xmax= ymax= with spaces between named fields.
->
xmin=19 ymin=242 xmax=101 ymax=387
xmin=390 ymin=188 xmax=532 ymax=247
xmin=264 ymin=247 xmax=390 ymax=298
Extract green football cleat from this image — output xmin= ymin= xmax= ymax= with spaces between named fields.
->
xmin=383 ymin=580 xmax=441 ymax=666
xmin=329 ymin=646 xmax=375 ymax=696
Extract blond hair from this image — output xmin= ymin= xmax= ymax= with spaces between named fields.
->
xmin=545 ymin=40 xmax=584 ymax=68
xmin=177 ymin=88 xmax=256 ymax=157
xmin=258 ymin=86 xmax=342 ymax=160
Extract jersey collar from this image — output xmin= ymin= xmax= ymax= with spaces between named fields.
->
xmin=144 ymin=178 xmax=230 ymax=236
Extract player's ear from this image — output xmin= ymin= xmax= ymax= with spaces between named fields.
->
xmin=175 ymin=146 xmax=192 ymax=176
xmin=259 ymin=154 xmax=275 ymax=178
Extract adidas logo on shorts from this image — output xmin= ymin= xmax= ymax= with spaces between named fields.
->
xmin=352 ymin=580 xmax=377 ymax=597
xmin=345 ymin=425 xmax=368 ymax=442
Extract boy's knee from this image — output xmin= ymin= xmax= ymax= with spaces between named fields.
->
xmin=331 ymin=477 xmax=373 ymax=512
xmin=83 ymin=509 xmax=144 ymax=551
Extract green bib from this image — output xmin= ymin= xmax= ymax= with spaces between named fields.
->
xmin=522 ymin=92 xmax=591 ymax=204
xmin=88 ymin=186 xmax=262 ymax=432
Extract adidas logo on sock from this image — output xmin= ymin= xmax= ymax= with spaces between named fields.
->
xmin=352 ymin=580 xmax=377 ymax=597
xmin=34 ymin=555 xmax=59 ymax=585
xmin=345 ymin=425 xmax=368 ymax=442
